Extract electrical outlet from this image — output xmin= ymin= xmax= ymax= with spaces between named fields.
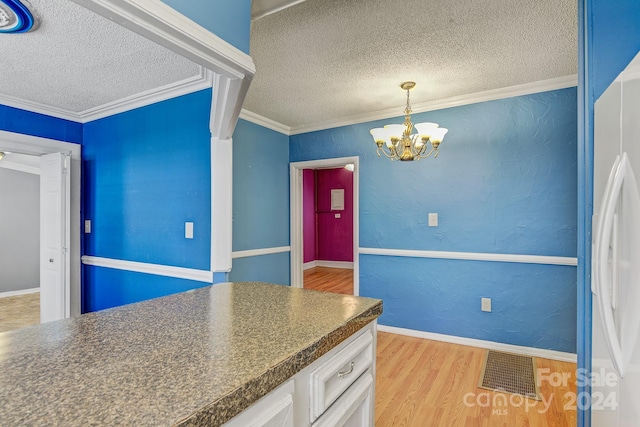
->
xmin=185 ymin=222 xmax=194 ymax=239
xmin=481 ymin=297 xmax=492 ymax=312
xmin=84 ymin=220 xmax=91 ymax=234
xmin=428 ymin=213 xmax=438 ymax=227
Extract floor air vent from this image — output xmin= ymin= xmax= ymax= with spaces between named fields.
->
xmin=479 ymin=350 xmax=540 ymax=400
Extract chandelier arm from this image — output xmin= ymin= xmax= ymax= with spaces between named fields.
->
xmin=377 ymin=146 xmax=398 ymax=160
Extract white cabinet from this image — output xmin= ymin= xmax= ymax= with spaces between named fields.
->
xmin=309 ymin=330 xmax=374 ymax=422
xmin=223 ymin=380 xmax=294 ymax=427
xmin=312 ymin=371 xmax=373 ymax=427
xmin=224 ymin=321 xmax=377 ymax=427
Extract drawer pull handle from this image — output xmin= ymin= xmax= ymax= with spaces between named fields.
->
xmin=338 ymin=362 xmax=355 ymax=378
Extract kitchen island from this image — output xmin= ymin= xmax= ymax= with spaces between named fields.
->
xmin=0 ymin=282 xmax=382 ymax=426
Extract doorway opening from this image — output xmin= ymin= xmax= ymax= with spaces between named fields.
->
xmin=0 ymin=130 xmax=81 ymax=329
xmin=290 ymin=156 xmax=359 ymax=295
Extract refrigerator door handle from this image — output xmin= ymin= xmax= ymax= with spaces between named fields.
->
xmin=593 ymin=155 xmax=621 ymax=295
xmin=611 ymin=213 xmax=618 ymax=310
xmin=595 ymin=153 xmax=626 ymax=377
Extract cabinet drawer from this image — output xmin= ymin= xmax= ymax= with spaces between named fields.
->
xmin=310 ymin=329 xmax=374 ymax=422
xmin=312 ymin=370 xmax=373 ymax=427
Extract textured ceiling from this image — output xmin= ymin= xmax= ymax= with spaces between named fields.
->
xmin=0 ymin=0 xmax=200 ymax=114
xmin=245 ymin=0 xmax=578 ymax=130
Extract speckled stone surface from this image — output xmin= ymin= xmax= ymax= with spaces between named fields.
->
xmin=0 ymin=282 xmax=381 ymax=426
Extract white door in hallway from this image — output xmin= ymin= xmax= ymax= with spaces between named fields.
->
xmin=40 ymin=152 xmax=70 ymax=323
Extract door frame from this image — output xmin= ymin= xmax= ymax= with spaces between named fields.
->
xmin=290 ymin=156 xmax=360 ymax=295
xmin=0 ymin=130 xmax=81 ymax=317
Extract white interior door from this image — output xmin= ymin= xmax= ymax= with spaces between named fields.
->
xmin=40 ymin=152 xmax=70 ymax=323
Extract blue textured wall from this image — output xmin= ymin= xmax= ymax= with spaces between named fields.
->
xmin=82 ymin=89 xmax=212 ymax=311
xmin=230 ymin=253 xmax=290 ymax=285
xmin=361 ymin=256 xmax=577 ymax=352
xmin=291 ymin=88 xmax=578 ymax=352
xmin=160 ymin=0 xmax=251 ymax=54
xmin=84 ymin=266 xmax=209 ymax=312
xmin=0 ymin=104 xmax=82 ymax=143
xmin=230 ymin=119 xmax=290 ymax=285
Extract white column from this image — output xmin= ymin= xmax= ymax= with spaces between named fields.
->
xmin=210 ymin=137 xmax=233 ymax=272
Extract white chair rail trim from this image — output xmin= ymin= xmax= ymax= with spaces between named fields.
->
xmin=231 ymin=246 xmax=291 ymax=259
xmin=81 ymin=256 xmax=213 ymax=283
xmin=359 ymin=247 xmax=577 ymax=266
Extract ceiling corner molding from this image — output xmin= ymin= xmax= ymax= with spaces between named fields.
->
xmin=0 ymin=93 xmax=82 ymax=123
xmin=239 ymin=109 xmax=291 ymax=135
xmin=0 ymin=67 xmax=213 ymax=124
xmin=78 ymin=67 xmax=213 ymax=122
xmin=288 ymin=74 xmax=579 ymax=136
xmin=70 ymin=0 xmax=256 ymax=135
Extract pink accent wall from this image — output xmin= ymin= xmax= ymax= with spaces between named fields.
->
xmin=316 ymin=168 xmax=353 ymax=262
xmin=302 ymin=169 xmax=316 ymax=263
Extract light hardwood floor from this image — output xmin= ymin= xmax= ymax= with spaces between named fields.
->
xmin=0 ymin=292 xmax=40 ymax=333
xmin=305 ymin=267 xmax=577 ymax=426
xmin=303 ymin=266 xmax=354 ymax=295
xmin=376 ymin=332 xmax=576 ymax=426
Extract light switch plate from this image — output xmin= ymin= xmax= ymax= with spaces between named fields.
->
xmin=481 ymin=297 xmax=492 ymax=312
xmin=335 ymin=213 xmax=341 ymax=218
xmin=185 ymin=222 xmax=194 ymax=239
xmin=428 ymin=213 xmax=438 ymax=227
xmin=84 ymin=220 xmax=91 ymax=234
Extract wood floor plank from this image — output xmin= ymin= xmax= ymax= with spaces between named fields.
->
xmin=303 ymin=266 xmax=353 ymax=295
xmin=376 ymin=332 xmax=577 ymax=427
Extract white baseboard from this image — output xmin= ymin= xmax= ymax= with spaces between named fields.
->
xmin=303 ymin=261 xmax=317 ymax=270
xmin=316 ymin=261 xmax=354 ymax=269
xmin=0 ymin=287 xmax=40 ymax=298
xmin=377 ymin=325 xmax=577 ymax=363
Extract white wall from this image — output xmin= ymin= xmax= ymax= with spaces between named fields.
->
xmin=0 ymin=168 xmax=40 ymax=293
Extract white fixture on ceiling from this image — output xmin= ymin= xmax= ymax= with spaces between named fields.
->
xmin=369 ymin=82 xmax=448 ymax=162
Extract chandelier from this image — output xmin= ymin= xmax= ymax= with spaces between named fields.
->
xmin=370 ymin=82 xmax=447 ymax=161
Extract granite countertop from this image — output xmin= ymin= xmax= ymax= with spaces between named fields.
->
xmin=0 ymin=282 xmax=382 ymax=426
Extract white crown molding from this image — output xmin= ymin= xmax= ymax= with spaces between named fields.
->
xmin=377 ymin=325 xmax=577 ymax=363
xmin=71 ymin=0 xmax=255 ymax=79
xmin=239 ymin=109 xmax=291 ymax=135
xmin=70 ymin=0 xmax=255 ymax=137
xmin=285 ymin=74 xmax=578 ymax=135
xmin=0 ymin=93 xmax=82 ymax=122
xmin=0 ymin=287 xmax=40 ymax=298
xmin=81 ymin=256 xmax=213 ymax=283
xmin=359 ymin=247 xmax=578 ymax=266
xmin=232 ymin=246 xmax=291 ymax=259
xmin=0 ymin=68 xmax=212 ymax=124
xmin=79 ymin=68 xmax=213 ymax=122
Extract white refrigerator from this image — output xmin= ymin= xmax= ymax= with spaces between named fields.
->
xmin=592 ymin=50 xmax=640 ymax=426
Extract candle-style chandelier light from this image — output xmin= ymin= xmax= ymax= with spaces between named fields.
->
xmin=370 ymin=81 xmax=448 ymax=161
